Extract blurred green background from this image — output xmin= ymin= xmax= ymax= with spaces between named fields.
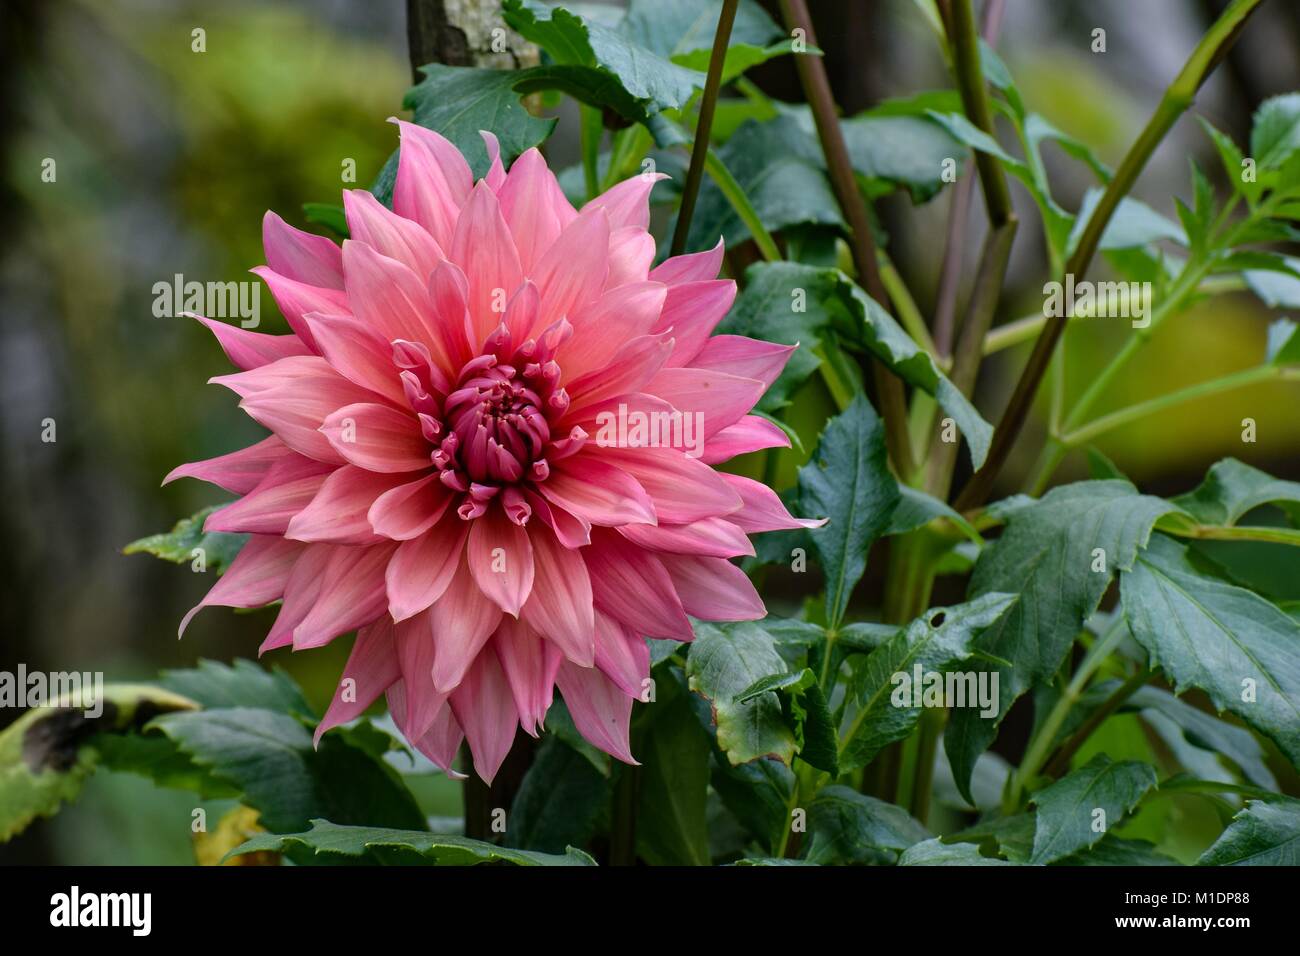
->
xmin=2 ymin=0 xmax=1297 ymax=863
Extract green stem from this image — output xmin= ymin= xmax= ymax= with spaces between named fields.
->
xmin=578 ymin=105 xmax=602 ymax=202
xmin=1042 ymin=666 xmax=1155 ymax=779
xmin=1061 ymin=364 xmax=1282 ymax=447
xmin=670 ymin=0 xmax=739 ymax=257
xmin=954 ymin=0 xmax=1265 ymax=512
xmin=879 ymin=251 xmax=939 ymax=357
xmin=701 ymin=150 xmax=781 ymax=262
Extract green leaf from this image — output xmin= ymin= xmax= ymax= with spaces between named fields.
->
xmin=884 ymin=485 xmax=981 ymax=542
xmin=228 ymin=819 xmax=595 ymax=866
xmin=504 ymin=0 xmax=703 ymax=113
xmin=635 ymin=670 xmax=711 ymax=865
xmin=0 ymin=684 xmax=197 ymax=842
xmin=150 ymin=708 xmax=426 ymax=833
xmin=796 ymin=395 xmax=899 ymax=627
xmin=1024 ymin=113 xmax=1112 ymax=184
xmin=838 ymin=593 xmax=1017 ymax=774
xmin=1056 ymin=834 xmax=1180 ymax=866
xmin=686 ymin=620 xmax=798 ymax=766
xmin=1123 ymin=684 xmax=1276 ymax=790
xmin=1028 ymin=753 xmax=1158 ymax=864
xmin=899 ymin=837 xmax=1021 ymax=866
xmin=1251 ymin=93 xmax=1300 ymax=169
xmin=1242 ymin=255 xmax=1300 ymax=308
xmin=946 ymin=481 xmax=1179 ymax=802
xmin=804 ymin=785 xmax=929 ymax=865
xmin=949 ymin=812 xmax=1035 ymax=863
xmin=1170 ymin=457 xmax=1300 ymax=526
xmin=158 ymin=658 xmax=314 ymax=718
xmin=1267 ymin=318 xmax=1300 ymax=365
xmin=620 ymin=0 xmax=782 ymax=59
xmin=683 ymin=114 xmax=843 ymax=253
xmin=1200 ymin=116 xmax=1253 ymax=202
xmin=1066 ymin=188 xmax=1187 ymax=255
xmin=735 ymin=668 xmax=838 ymax=774
xmin=507 ymin=736 xmax=609 ymax=854
xmin=302 ymin=202 xmax=348 ymax=238
xmin=709 ymin=755 xmax=794 ymax=853
xmin=123 ymin=505 xmax=247 ymax=574
xmin=1197 ymin=797 xmax=1300 ymax=865
xmin=1121 ymin=534 xmax=1300 ymax=770
xmin=839 ymin=110 xmax=968 ymax=203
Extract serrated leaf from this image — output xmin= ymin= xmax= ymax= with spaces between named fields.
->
xmin=735 ymin=667 xmax=837 ymax=774
xmin=686 ymin=620 xmax=798 ymax=766
xmin=899 ymin=837 xmax=1021 ymax=865
xmin=620 ymin=0 xmax=782 ymax=57
xmin=124 ymin=505 xmax=247 ymax=574
xmin=946 ymin=481 xmax=1179 ymax=803
xmin=1243 ymin=255 xmax=1300 ymax=308
xmin=709 ymin=755 xmax=793 ymax=853
xmin=227 ymin=819 xmax=595 ymax=866
xmin=150 ymin=708 xmax=426 ymax=833
xmin=1056 ymin=834 xmax=1180 ymax=866
xmin=1197 ymin=797 xmax=1300 ymax=865
xmin=838 ymin=593 xmax=1017 ymax=774
xmin=0 ymin=684 xmax=197 ymax=842
xmin=884 ymin=484 xmax=981 ymax=541
xmin=159 ymin=658 xmax=314 ymax=717
xmin=796 ymin=395 xmax=899 ymax=627
xmin=1028 ymin=754 xmax=1158 ymax=864
xmin=1251 ymin=93 xmax=1300 ymax=169
xmin=1121 ymin=534 xmax=1300 ymax=770
xmin=507 ymin=736 xmax=609 ymax=854
xmin=1200 ymin=116 xmax=1252 ymax=201
xmin=1066 ymin=188 xmax=1187 ymax=255
xmin=804 ymin=785 xmax=929 ymax=865
xmin=1170 ymin=457 xmax=1300 ymax=526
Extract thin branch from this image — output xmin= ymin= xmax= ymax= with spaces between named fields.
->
xmin=955 ymin=0 xmax=1266 ymax=512
xmin=778 ymin=0 xmax=914 ymax=475
xmin=671 ymin=0 xmax=740 ymax=256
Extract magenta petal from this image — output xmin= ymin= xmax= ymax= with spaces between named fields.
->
xmin=618 ymin=517 xmax=756 ymax=559
xmin=493 ymin=617 xmax=560 ymax=735
xmin=292 ymin=542 xmax=397 ymax=649
xmin=189 ymin=313 xmax=311 ymax=370
xmin=315 ymin=617 xmax=399 ymax=745
xmin=467 ymin=508 xmax=535 ymax=617
xmin=164 ymin=435 xmax=290 ymax=495
xmin=263 ymin=210 xmax=344 ymax=290
xmin=700 ymin=415 xmax=791 ymax=464
xmin=178 ymin=535 xmax=303 ymax=637
xmin=285 ymin=464 xmax=405 ymax=544
xmin=520 ymin=526 xmax=596 ymax=666
xmin=583 ymin=530 xmax=693 ymax=641
xmin=320 ymin=402 xmax=430 ymax=473
xmin=555 ymin=661 xmax=637 ymax=765
xmin=648 ymin=238 xmax=723 ymax=285
xmin=428 ymin=557 xmax=503 ymax=692
xmin=449 ymin=646 xmax=519 ymax=785
xmin=368 ymin=472 xmax=450 ymax=540
xmin=593 ymin=608 xmax=650 ymax=698
xmin=660 ymin=553 xmax=765 ymax=622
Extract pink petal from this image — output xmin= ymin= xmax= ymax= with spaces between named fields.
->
xmin=449 ymin=646 xmax=519 ymax=785
xmin=212 ymin=355 xmax=377 ymax=464
xmin=390 ymin=118 xmax=472 ymax=248
xmin=688 ymin=334 xmax=796 ymax=388
xmin=261 ymin=544 xmax=336 ymax=652
xmin=520 ymin=525 xmax=596 ymax=666
xmin=428 ymin=556 xmax=503 ymax=692
xmin=583 ymin=530 xmax=693 ymax=641
xmin=285 ymin=464 xmax=406 ymax=544
xmin=593 ymin=608 xmax=650 ymax=698
xmin=368 ymin=472 xmax=451 ymax=540
xmin=721 ymin=473 xmax=826 ymax=532
xmin=178 ymin=535 xmax=304 ymax=637
xmin=387 ymin=518 xmax=469 ymax=621
xmin=497 ymin=147 xmax=573 ymax=272
xmin=263 ymin=210 xmax=344 ymax=290
xmin=449 ymin=181 xmax=523 ymax=347
xmin=426 ymin=260 xmax=475 ymax=373
xmin=561 ymin=281 xmax=666 ymax=379
xmin=188 ymin=313 xmax=311 ymax=370
xmin=202 ymin=455 xmax=333 ymax=534
xmin=292 ymin=542 xmax=397 ymax=649
xmin=407 ymin=698 xmax=466 ymax=776
xmin=530 ymin=205 xmax=610 ymax=330
xmin=341 ymin=240 xmax=439 ymax=346
xmin=342 ymin=189 xmax=443 ymax=280
xmin=250 ymin=266 xmax=351 ymax=350
xmin=598 ymin=447 xmax=743 ymax=523
xmin=618 ymin=516 xmax=756 ymax=559
xmin=393 ymin=612 xmax=446 ymax=741
xmin=467 ymin=508 xmax=535 ymax=617
xmin=493 ymin=617 xmax=561 ymax=735
xmin=480 ymin=130 xmax=507 ymax=191
xmin=320 ymin=402 xmax=430 ymax=473
xmin=301 ymin=312 xmax=408 ymax=406
xmin=654 ymin=279 xmax=736 ymax=366
xmin=524 ymin=489 xmax=592 ymax=548
xmin=555 ymin=662 xmax=637 ymax=765
xmin=581 ymin=172 xmax=667 ymax=231
xmin=660 ymin=553 xmax=765 ymax=622
xmin=604 ymin=227 xmax=656 ymax=290
xmin=563 ymin=332 xmax=674 ymax=415
xmin=649 ymin=238 xmax=724 ymax=286
xmin=164 ymin=435 xmax=290 ymax=495
xmin=314 ymin=617 xmax=398 ymax=745
xmin=540 ymin=456 xmax=657 ymax=527
xmin=643 ymin=366 xmax=765 ymax=438
xmin=700 ymin=415 xmax=790 ymax=464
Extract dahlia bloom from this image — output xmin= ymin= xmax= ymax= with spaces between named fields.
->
xmin=168 ymin=120 xmax=819 ymax=782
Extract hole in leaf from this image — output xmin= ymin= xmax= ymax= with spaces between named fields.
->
xmin=929 ymin=612 xmax=946 ymax=628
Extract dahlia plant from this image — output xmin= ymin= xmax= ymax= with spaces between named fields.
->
xmin=5 ymin=0 xmax=1300 ymax=870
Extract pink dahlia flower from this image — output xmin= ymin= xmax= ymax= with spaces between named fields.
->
xmin=168 ymin=120 xmax=819 ymax=782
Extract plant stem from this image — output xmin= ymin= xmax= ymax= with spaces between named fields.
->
xmin=1060 ymin=364 xmax=1281 ymax=447
xmin=701 ymin=150 xmax=781 ymax=262
xmin=609 ymin=763 xmax=640 ymax=865
xmin=879 ymin=251 xmax=939 ymax=358
xmin=1042 ymin=666 xmax=1155 ymax=779
xmin=948 ymin=0 xmax=1013 ymax=227
xmin=671 ymin=0 xmax=739 ymax=256
xmin=953 ymin=0 xmax=1265 ymax=512
xmin=778 ymin=0 xmax=914 ymax=477
xmin=909 ymin=707 xmax=946 ymax=824
xmin=579 ymin=105 xmax=602 ymax=201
